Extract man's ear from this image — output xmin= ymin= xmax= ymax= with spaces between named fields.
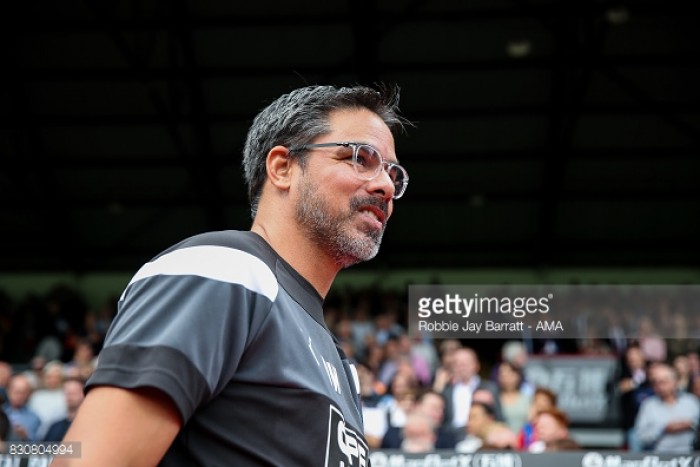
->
xmin=265 ymin=145 xmax=294 ymax=192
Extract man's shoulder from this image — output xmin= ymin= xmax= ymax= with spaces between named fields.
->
xmin=126 ymin=230 xmax=281 ymax=302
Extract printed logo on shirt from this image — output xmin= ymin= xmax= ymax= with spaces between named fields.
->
xmin=325 ymin=405 xmax=369 ymax=467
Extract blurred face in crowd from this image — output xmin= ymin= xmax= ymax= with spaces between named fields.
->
xmin=64 ymin=379 xmax=86 ymax=412
xmin=467 ymin=403 xmax=493 ymax=437
xmin=529 ymin=390 xmax=556 ymax=421
xmin=673 ymin=355 xmax=690 ymax=378
xmin=452 ymin=348 xmax=479 ymax=383
xmin=497 ymin=362 xmax=522 ymax=392
xmin=43 ymin=365 xmax=64 ymax=390
xmin=0 ymin=362 xmax=12 ymax=387
xmin=417 ymin=393 xmax=445 ymax=426
xmin=391 ymin=373 xmax=414 ymax=398
xmin=439 ymin=339 xmax=461 ymax=369
xmin=7 ymin=375 xmax=33 ymax=408
xmin=534 ymin=413 xmax=568 ymax=444
xmin=650 ymin=365 xmax=678 ymax=400
xmin=402 ymin=413 xmax=436 ymax=453
xmin=625 ymin=346 xmax=645 ymax=370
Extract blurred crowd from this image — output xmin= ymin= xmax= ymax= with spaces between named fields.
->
xmin=1 ymin=283 xmax=700 ymax=454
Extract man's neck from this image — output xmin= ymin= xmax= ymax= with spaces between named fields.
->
xmin=250 ymin=222 xmax=340 ymax=298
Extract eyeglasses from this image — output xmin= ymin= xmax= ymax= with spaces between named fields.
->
xmin=289 ymin=142 xmax=409 ymax=199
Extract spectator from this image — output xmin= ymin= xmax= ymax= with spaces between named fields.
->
xmin=21 ymin=355 xmax=46 ymax=389
xmin=1 ymin=407 xmax=10 ymax=452
xmin=497 ymin=361 xmax=532 ymax=433
xmin=618 ymin=344 xmax=654 ymax=451
xmin=365 ymin=371 xmax=417 ymax=449
xmin=498 ymin=341 xmax=534 ymax=395
xmin=400 ymin=412 xmax=436 ymax=453
xmin=349 ymin=295 xmax=375 ymax=360
xmin=63 ymin=338 xmax=96 ymax=381
xmin=673 ymin=354 xmax=692 ymax=393
xmin=635 ymin=363 xmax=700 ymax=452
xmin=529 ymin=407 xmax=579 ymax=452
xmin=472 ymin=387 xmax=504 ymax=423
xmin=637 ymin=317 xmax=667 ymax=363
xmin=27 ymin=360 xmax=67 ymax=439
xmin=397 ymin=334 xmax=432 ymax=386
xmin=432 ymin=339 xmax=462 ymax=393
xmin=441 ymin=347 xmax=497 ymax=441
xmin=2 ymin=374 xmax=41 ymax=441
xmin=455 ymin=402 xmax=516 ymax=453
xmin=382 ymin=390 xmax=456 ymax=449
xmin=0 ymin=361 xmax=12 ymax=404
xmin=44 ymin=377 xmax=85 ymax=442
xmin=517 ymin=386 xmax=558 ymax=450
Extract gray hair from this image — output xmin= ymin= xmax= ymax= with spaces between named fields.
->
xmin=242 ymin=84 xmax=407 ymax=217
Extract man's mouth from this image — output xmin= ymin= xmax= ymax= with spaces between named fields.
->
xmin=358 ymin=205 xmax=385 ymax=225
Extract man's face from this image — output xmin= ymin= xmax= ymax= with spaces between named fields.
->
xmin=452 ymin=349 xmax=479 ymax=382
xmin=7 ymin=376 xmax=32 ymax=408
xmin=650 ymin=367 xmax=677 ymax=399
xmin=418 ymin=394 xmax=445 ymax=425
xmin=64 ymin=380 xmax=85 ymax=411
xmin=293 ymin=108 xmax=396 ymax=268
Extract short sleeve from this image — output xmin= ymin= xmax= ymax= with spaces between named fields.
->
xmin=87 ymin=245 xmax=277 ymax=422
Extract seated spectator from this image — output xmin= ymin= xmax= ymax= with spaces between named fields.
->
xmin=497 ymin=341 xmax=534 ymax=395
xmin=637 ymin=317 xmax=667 ymax=363
xmin=364 ymin=371 xmax=417 ymax=449
xmin=472 ymin=387 xmax=504 ymax=423
xmin=2 ymin=374 xmax=41 ymax=441
xmin=382 ymin=390 xmax=456 ymax=449
xmin=517 ymin=386 xmax=558 ymax=450
xmin=28 ymin=360 xmax=67 ymax=439
xmin=63 ymin=338 xmax=97 ymax=381
xmin=400 ymin=412 xmax=436 ymax=453
xmin=673 ymin=354 xmax=692 ymax=393
xmin=455 ymin=402 xmax=516 ymax=453
xmin=43 ymin=377 xmax=85 ymax=441
xmin=21 ymin=355 xmax=46 ymax=389
xmin=497 ymin=361 xmax=532 ymax=433
xmin=529 ymin=407 xmax=579 ymax=452
xmin=635 ymin=363 xmax=700 ymax=452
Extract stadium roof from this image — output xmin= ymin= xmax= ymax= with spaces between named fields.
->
xmin=2 ymin=0 xmax=699 ymax=272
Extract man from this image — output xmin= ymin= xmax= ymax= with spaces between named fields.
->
xmin=54 ymin=84 xmax=409 ymax=466
xmin=635 ymin=363 xmax=700 ymax=452
xmin=400 ymin=412 xmax=436 ymax=453
xmin=28 ymin=360 xmax=67 ymax=439
xmin=2 ymin=374 xmax=41 ymax=442
xmin=44 ymin=377 xmax=85 ymax=442
xmin=382 ymin=390 xmax=456 ymax=449
xmin=441 ymin=347 xmax=498 ymax=440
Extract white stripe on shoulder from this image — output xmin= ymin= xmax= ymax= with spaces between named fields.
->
xmin=122 ymin=245 xmax=278 ymax=301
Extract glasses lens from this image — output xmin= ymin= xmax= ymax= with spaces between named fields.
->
xmin=392 ymin=170 xmax=408 ymax=199
xmin=354 ymin=144 xmax=408 ymax=199
xmin=354 ymin=145 xmax=382 ymax=179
